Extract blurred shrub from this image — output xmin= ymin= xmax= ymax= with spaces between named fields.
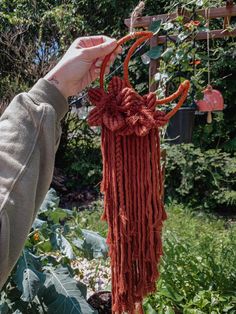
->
xmin=144 ymin=203 xmax=236 ymax=314
xmin=165 ymin=144 xmax=236 ymax=211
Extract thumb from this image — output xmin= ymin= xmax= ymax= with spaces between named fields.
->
xmin=82 ymin=36 xmax=118 ymax=60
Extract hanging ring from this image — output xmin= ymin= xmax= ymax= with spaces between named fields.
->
xmin=100 ymin=31 xmax=153 ymax=89
xmin=99 ymin=31 xmax=190 ymax=120
xmin=122 ymin=34 xmax=190 ymax=118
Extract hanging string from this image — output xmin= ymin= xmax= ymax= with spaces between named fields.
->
xmin=206 ymin=7 xmax=211 ymax=86
xmin=129 ymin=1 xmax=146 ymax=36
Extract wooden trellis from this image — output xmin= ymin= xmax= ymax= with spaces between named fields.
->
xmin=125 ymin=2 xmax=236 ymax=91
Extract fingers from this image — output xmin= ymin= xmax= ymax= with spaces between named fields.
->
xmin=79 ymin=36 xmax=118 ymax=60
xmin=75 ymin=35 xmax=114 ymax=49
xmin=93 ymin=44 xmax=122 ymax=77
xmin=94 ymin=64 xmax=111 ymax=75
xmin=94 ymin=44 xmax=122 ymax=68
xmin=95 ymin=55 xmax=115 ymax=67
xmin=94 ymin=55 xmax=116 ymax=75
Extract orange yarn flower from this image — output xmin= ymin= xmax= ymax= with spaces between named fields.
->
xmin=88 ymin=76 xmax=168 ymax=136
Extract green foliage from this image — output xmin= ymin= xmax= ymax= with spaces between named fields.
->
xmin=144 ymin=203 xmax=236 ymax=313
xmin=40 ymin=267 xmax=95 ymax=314
xmin=151 ymin=9 xmax=207 ymax=105
xmin=74 ymin=229 xmax=108 ymax=260
xmin=56 ymin=113 xmax=102 ymax=191
xmin=0 ymin=0 xmax=166 ymax=101
xmin=148 ymin=0 xmax=236 ymax=148
xmin=165 ymin=144 xmax=236 ymax=211
xmin=75 ymin=202 xmax=236 ymax=313
xmin=0 ymin=189 xmax=108 ymax=313
xmin=74 ymin=203 xmax=108 ymax=238
xmin=193 ymin=44 xmax=236 ymax=150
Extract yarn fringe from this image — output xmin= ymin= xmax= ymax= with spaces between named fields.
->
xmin=101 ymin=127 xmax=166 ymax=313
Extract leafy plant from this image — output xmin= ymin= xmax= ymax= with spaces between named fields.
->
xmin=69 ymin=201 xmax=236 ymax=313
xmin=148 ymin=9 xmax=208 ymax=107
xmin=0 ymin=189 xmax=109 ymax=313
xmin=144 ymin=202 xmax=236 ymax=313
xmin=164 ymin=144 xmax=236 ymax=211
xmin=146 ymin=0 xmax=236 ymax=150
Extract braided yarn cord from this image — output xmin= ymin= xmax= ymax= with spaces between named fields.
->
xmin=88 ymin=76 xmax=190 ymax=313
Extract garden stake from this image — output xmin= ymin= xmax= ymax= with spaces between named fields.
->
xmin=88 ymin=31 xmax=190 ymax=314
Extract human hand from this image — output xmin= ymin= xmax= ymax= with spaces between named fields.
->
xmin=44 ymin=35 xmax=121 ymax=98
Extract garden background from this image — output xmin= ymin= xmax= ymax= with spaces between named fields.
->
xmin=0 ymin=0 xmax=236 ymax=313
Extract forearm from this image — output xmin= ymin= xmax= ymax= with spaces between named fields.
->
xmin=0 ymin=79 xmax=68 ymax=289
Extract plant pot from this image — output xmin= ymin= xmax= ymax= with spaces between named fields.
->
xmin=87 ymin=291 xmax=111 ymax=313
xmin=165 ymin=107 xmax=195 ymax=144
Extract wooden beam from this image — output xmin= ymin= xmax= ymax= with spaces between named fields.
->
xmin=124 ymin=13 xmax=177 ymax=28
xmin=149 ymin=35 xmax=159 ymax=92
xmin=124 ymin=5 xmax=236 ymax=28
xmin=156 ymin=28 xmax=236 ymax=44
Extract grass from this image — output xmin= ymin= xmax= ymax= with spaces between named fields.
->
xmin=77 ymin=201 xmax=236 ymax=314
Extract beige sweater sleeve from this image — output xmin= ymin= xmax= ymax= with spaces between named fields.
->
xmin=0 ymin=79 xmax=68 ymax=289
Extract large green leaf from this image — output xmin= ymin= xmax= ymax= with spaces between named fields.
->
xmin=158 ymin=285 xmax=183 ymax=302
xmin=50 ymin=231 xmax=75 ymax=260
xmin=148 ymin=20 xmax=162 ymax=34
xmin=73 ymin=229 xmax=108 ymax=259
xmin=14 ymin=250 xmax=46 ymax=302
xmin=0 ymin=302 xmax=10 ymax=313
xmin=40 ymin=267 xmax=97 ymax=314
xmin=47 ymin=208 xmax=69 ymax=224
xmin=32 ymin=218 xmax=47 ymax=230
xmin=145 ymin=303 xmax=157 ymax=314
xmin=39 ymin=189 xmax=60 ymax=213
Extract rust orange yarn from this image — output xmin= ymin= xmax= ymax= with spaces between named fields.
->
xmin=88 ymin=32 xmax=190 ymax=314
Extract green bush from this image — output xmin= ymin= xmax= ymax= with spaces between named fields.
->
xmin=165 ymin=144 xmax=236 ymax=211
xmin=73 ymin=202 xmax=236 ymax=313
xmin=144 ymin=203 xmax=236 ymax=314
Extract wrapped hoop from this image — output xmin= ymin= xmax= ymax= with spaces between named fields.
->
xmin=100 ymin=31 xmax=190 ymax=120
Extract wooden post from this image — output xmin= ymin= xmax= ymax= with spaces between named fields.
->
xmin=149 ymin=35 xmax=159 ymax=92
xmin=124 ymin=6 xmax=236 ymax=28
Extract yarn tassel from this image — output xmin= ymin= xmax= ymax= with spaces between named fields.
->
xmin=88 ymin=75 xmax=190 ymax=313
xmin=100 ymin=130 xmax=165 ymax=313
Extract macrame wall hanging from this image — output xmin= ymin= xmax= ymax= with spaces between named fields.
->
xmin=88 ymin=31 xmax=190 ymax=314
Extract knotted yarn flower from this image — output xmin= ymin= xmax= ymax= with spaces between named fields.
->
xmin=88 ymin=76 xmax=126 ymax=132
xmin=88 ymin=76 xmax=168 ymax=136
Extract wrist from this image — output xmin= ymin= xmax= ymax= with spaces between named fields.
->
xmin=44 ymin=72 xmax=68 ymax=99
